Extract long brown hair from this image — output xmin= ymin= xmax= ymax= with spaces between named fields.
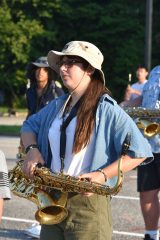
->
xmin=73 ymin=70 xmax=111 ymax=153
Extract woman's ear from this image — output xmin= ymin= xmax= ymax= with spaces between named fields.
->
xmin=87 ymin=65 xmax=95 ymax=76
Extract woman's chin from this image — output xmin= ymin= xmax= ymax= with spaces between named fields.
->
xmin=63 ymin=83 xmax=72 ymax=91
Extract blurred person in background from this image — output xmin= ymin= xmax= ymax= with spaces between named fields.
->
xmin=120 ymin=65 xmax=160 ymax=240
xmin=26 ymin=56 xmax=64 ymax=118
xmin=124 ymin=64 xmax=148 ymax=101
xmin=0 ymin=150 xmax=11 ymax=222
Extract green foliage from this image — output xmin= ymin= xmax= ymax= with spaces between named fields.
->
xmin=0 ymin=0 xmax=159 ymax=106
xmin=0 ymin=125 xmax=21 ymax=136
xmin=0 ymin=0 xmax=44 ymax=107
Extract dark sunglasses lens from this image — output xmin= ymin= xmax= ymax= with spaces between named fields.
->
xmin=59 ymin=59 xmax=82 ymax=67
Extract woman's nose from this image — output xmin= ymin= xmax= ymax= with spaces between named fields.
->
xmin=60 ymin=64 xmax=68 ymax=71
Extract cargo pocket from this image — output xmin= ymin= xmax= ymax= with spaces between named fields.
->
xmin=84 ymin=194 xmax=98 ymax=212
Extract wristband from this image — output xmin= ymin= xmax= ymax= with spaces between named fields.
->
xmin=25 ymin=144 xmax=39 ymax=154
xmin=98 ymin=169 xmax=108 ymax=182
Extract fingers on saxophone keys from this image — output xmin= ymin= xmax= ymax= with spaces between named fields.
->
xmin=29 ymin=163 xmax=38 ymax=179
xmin=22 ymin=162 xmax=36 ymax=179
xmin=80 ymin=177 xmax=91 ymax=182
xmin=78 ymin=175 xmax=91 ymax=182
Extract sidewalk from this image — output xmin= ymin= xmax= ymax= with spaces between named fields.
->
xmin=0 ymin=115 xmax=26 ymax=126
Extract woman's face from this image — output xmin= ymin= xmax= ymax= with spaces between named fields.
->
xmin=35 ymin=67 xmax=48 ymax=83
xmin=59 ymin=56 xmax=91 ymax=92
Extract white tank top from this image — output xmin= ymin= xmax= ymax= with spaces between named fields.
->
xmin=48 ymin=115 xmax=96 ymax=177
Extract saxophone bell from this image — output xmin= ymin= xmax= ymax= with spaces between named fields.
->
xmin=34 ymin=189 xmax=68 ymax=225
xmin=124 ymin=107 xmax=160 ymax=137
xmin=136 ymin=118 xmax=160 ymax=138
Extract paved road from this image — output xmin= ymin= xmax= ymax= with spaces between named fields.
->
xmin=0 ymin=116 xmax=25 ymax=126
xmin=0 ymin=135 xmax=159 ymax=240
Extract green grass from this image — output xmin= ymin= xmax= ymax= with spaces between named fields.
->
xmin=0 ymin=107 xmax=27 ymax=114
xmin=0 ymin=125 xmax=21 ymax=136
xmin=0 ymin=107 xmax=8 ymax=114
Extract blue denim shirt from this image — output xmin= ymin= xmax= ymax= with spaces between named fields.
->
xmin=141 ymin=65 xmax=160 ymax=153
xmin=21 ymin=94 xmax=153 ymax=186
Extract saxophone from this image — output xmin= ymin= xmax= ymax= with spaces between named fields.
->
xmin=9 ymin=134 xmax=130 ymax=225
xmin=125 ymin=107 xmax=160 ymax=137
xmin=125 ymin=107 xmax=160 ymax=119
xmin=9 ymin=159 xmax=123 ymax=225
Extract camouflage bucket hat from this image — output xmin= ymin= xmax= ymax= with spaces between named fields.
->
xmin=47 ymin=41 xmax=105 ymax=84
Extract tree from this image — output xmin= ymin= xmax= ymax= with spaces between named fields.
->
xmin=0 ymin=0 xmax=44 ymax=107
xmin=0 ymin=0 xmax=159 ymax=106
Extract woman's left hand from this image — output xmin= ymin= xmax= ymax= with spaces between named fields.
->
xmin=78 ymin=171 xmax=106 ymax=197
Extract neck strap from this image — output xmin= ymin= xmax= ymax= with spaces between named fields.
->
xmin=59 ymin=98 xmax=82 ymax=172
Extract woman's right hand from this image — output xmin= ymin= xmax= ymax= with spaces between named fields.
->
xmin=22 ymin=148 xmax=45 ymax=179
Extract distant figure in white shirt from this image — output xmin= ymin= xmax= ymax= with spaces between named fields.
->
xmin=124 ymin=65 xmax=148 ymax=101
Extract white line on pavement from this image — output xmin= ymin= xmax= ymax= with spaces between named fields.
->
xmin=113 ymin=230 xmax=144 ymax=237
xmin=2 ymin=216 xmax=37 ymax=224
xmin=130 ymin=175 xmax=137 ymax=179
xmin=113 ymin=195 xmax=139 ymax=200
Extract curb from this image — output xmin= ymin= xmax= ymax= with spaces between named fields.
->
xmin=0 ymin=133 xmax=21 ymax=137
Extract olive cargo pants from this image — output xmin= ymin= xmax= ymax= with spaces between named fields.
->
xmin=40 ymin=193 xmax=112 ymax=240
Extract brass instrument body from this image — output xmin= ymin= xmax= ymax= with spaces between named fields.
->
xmin=33 ymin=158 xmax=123 ymax=196
xmin=125 ymin=107 xmax=160 ymax=119
xmin=9 ymin=158 xmax=123 ymax=224
xmin=125 ymin=107 xmax=160 ymax=137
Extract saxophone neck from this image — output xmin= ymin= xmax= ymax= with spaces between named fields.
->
xmin=106 ymin=133 xmax=131 ymax=195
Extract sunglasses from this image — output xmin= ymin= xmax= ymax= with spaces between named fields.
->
xmin=58 ymin=59 xmax=83 ymax=68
